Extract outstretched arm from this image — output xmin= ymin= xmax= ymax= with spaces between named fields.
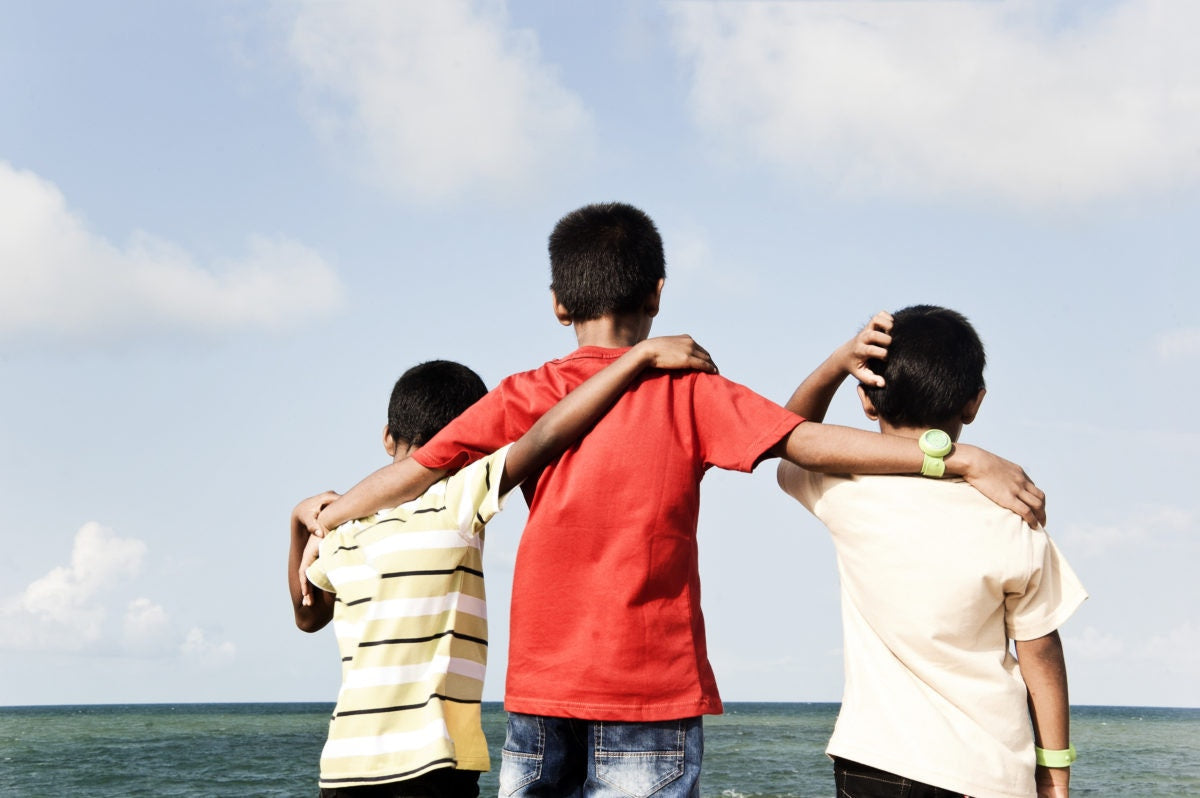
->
xmin=772 ymin=311 xmax=1046 ymax=527
xmin=317 ymin=457 xmax=447 ymax=533
xmin=287 ymin=493 xmax=337 ymax=631
xmin=772 ymin=410 xmax=1045 ymax=527
xmin=318 ymin=335 xmax=717 ymax=530
xmin=1017 ymin=631 xmax=1072 ymax=798
xmin=499 ymin=335 xmax=717 ymax=493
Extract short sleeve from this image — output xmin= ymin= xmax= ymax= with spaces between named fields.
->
xmin=777 ymin=461 xmax=826 ymax=513
xmin=691 ymin=375 xmax=803 ymax=472
xmin=413 ymin=386 xmax=517 ymax=472
xmin=304 ymin=530 xmax=344 ymax=594
xmin=1005 ymin=530 xmax=1088 ymax=641
xmin=443 ymin=444 xmax=513 ymax=539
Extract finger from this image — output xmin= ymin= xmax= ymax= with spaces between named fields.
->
xmin=1011 ymin=499 xmax=1037 ymax=528
xmin=855 ymin=343 xmax=889 ymax=361
xmin=849 ymin=365 xmax=885 ymax=387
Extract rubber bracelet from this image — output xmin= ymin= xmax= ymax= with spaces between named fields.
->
xmin=1035 ymin=744 xmax=1076 ymax=768
xmin=920 ymin=453 xmax=946 ymax=478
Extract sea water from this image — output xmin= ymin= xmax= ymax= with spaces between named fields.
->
xmin=1 ymin=702 xmax=1197 ymax=797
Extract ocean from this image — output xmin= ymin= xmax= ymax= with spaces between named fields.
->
xmin=1 ymin=702 xmax=1196 ymax=797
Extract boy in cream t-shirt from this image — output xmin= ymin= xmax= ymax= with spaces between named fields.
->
xmin=778 ymin=306 xmax=1086 ymax=798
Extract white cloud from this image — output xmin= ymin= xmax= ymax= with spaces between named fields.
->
xmin=2 ymin=523 xmax=144 ymax=650
xmin=1059 ymin=505 xmax=1193 ymax=557
xmin=123 ymin=598 xmax=173 ymax=653
xmin=0 ymin=523 xmax=235 ymax=662
xmin=1156 ymin=328 xmax=1200 ymax=360
xmin=285 ymin=0 xmax=591 ymax=202
xmin=0 ymin=161 xmax=344 ymax=345
xmin=1141 ymin=622 xmax=1200 ymax=675
xmin=180 ymin=627 xmax=238 ymax=667
xmin=668 ymin=0 xmax=1200 ymax=207
xmin=1064 ymin=626 xmax=1125 ymax=661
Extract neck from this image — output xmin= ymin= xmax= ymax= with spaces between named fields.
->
xmin=879 ymin=421 xmax=964 ymax=441
xmin=571 ymin=314 xmax=653 ymax=348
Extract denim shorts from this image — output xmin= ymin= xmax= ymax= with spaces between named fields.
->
xmin=500 ymin=713 xmax=703 ymax=798
xmin=832 ymin=757 xmax=971 ymax=798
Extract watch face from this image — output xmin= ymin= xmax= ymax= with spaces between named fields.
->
xmin=921 ymin=429 xmax=952 ymax=456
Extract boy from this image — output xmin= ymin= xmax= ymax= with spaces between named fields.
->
xmin=288 ymin=336 xmax=718 ymax=797
xmin=313 ymin=203 xmax=1047 ymax=797
xmin=777 ymin=306 xmax=1086 ymax=798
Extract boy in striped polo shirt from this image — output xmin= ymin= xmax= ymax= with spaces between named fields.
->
xmin=288 ymin=338 xmax=717 ymax=797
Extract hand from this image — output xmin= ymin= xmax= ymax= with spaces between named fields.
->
xmin=293 ymin=490 xmax=340 ymax=539
xmin=1035 ymin=765 xmax=1069 ymax=798
xmin=636 ymin=334 xmax=718 ymax=374
xmin=298 ymin=534 xmax=323 ymax=607
xmin=957 ymin=445 xmax=1048 ymax=527
xmin=838 ymin=310 xmax=892 ymax=387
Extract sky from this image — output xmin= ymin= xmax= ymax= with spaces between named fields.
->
xmin=1 ymin=0 xmax=1197 ymax=709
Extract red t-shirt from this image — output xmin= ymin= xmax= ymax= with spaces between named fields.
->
xmin=412 ymin=346 xmax=803 ymax=720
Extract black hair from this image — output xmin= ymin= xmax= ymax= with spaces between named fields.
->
xmin=861 ymin=305 xmax=986 ymax=428
xmin=548 ymin=202 xmax=666 ymax=322
xmin=387 ymin=360 xmax=487 ymax=448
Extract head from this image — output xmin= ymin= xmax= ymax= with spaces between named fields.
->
xmin=548 ymin=202 xmax=666 ymax=324
xmin=859 ymin=305 xmax=986 ymax=438
xmin=384 ymin=360 xmax=487 ymax=460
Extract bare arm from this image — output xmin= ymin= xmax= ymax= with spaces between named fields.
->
xmin=499 ymin=335 xmax=717 ymax=493
xmin=783 ymin=310 xmax=892 ymax=421
xmin=772 ymin=417 xmax=1045 ymax=527
xmin=318 ymin=457 xmax=448 ymax=533
xmin=1017 ymin=631 xmax=1071 ymax=797
xmin=287 ymin=493 xmax=337 ymax=632
xmin=318 ymin=335 xmax=717 ymax=528
xmin=773 ymin=311 xmax=1046 ymax=528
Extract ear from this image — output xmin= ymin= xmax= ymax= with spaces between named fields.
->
xmin=383 ymin=425 xmax=398 ymax=458
xmin=961 ymin=388 xmax=987 ymax=425
xmin=643 ymin=278 xmax=665 ymax=319
xmin=551 ymin=290 xmax=573 ymax=327
xmin=856 ymin=385 xmax=880 ymax=421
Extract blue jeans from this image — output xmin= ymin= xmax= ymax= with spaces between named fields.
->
xmin=499 ymin=713 xmax=703 ymax=798
xmin=832 ymin=758 xmax=971 ymax=798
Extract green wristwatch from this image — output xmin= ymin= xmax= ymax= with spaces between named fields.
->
xmin=918 ymin=429 xmax=952 ymax=478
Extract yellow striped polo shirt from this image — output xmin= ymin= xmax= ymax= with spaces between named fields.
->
xmin=306 ymin=445 xmax=510 ymax=789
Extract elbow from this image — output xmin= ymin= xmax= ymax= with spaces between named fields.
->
xmin=293 ymin=608 xmax=331 ymax=633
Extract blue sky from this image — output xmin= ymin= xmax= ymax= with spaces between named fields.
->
xmin=1 ymin=0 xmax=1197 ymax=709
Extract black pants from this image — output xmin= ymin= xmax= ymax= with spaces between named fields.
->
xmin=833 ymin=757 xmax=971 ymax=798
xmin=319 ymin=768 xmax=480 ymax=798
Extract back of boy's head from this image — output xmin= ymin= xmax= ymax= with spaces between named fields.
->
xmin=387 ymin=360 xmax=487 ymax=448
xmin=861 ymin=305 xmax=986 ymax=428
xmin=548 ymin=202 xmax=666 ymax=322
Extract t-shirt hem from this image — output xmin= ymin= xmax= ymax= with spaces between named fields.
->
xmin=319 ymin=759 xmax=468 ymax=789
xmin=504 ymin=695 xmax=723 ymax=721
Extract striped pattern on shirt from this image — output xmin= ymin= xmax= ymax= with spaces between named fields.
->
xmin=306 ymin=445 xmax=509 ymax=788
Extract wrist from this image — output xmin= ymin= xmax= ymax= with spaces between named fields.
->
xmin=1035 ymin=744 xmax=1077 ymax=768
xmin=942 ymin=441 xmax=974 ymax=477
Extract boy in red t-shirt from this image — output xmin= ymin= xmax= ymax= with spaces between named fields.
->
xmin=310 ymin=202 xmax=1045 ymax=797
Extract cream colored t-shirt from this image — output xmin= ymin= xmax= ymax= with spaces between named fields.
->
xmin=779 ymin=468 xmax=1087 ymax=798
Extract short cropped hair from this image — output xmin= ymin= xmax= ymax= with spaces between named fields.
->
xmin=549 ymin=202 xmax=666 ymax=321
xmin=387 ymin=361 xmax=487 ymax=448
xmin=861 ymin=305 xmax=986 ymax=428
